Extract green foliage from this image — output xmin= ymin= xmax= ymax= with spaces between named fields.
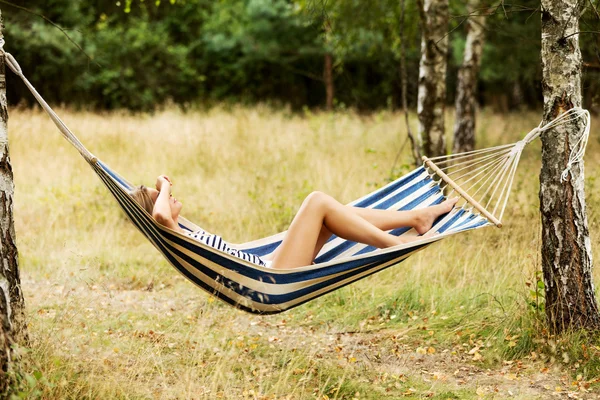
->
xmin=200 ymin=0 xmax=321 ymax=104
xmin=479 ymin=1 xmax=542 ymax=97
xmin=528 ymin=270 xmax=545 ymax=314
xmin=81 ymin=16 xmax=200 ymax=110
xmin=1 ymin=0 xmax=599 ymax=111
xmin=4 ymin=1 xmax=91 ymax=107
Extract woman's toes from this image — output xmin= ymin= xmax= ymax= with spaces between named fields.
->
xmin=413 ymin=198 xmax=459 ymax=235
xmin=441 ymin=197 xmax=459 ymax=212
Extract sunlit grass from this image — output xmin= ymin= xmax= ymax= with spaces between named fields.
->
xmin=9 ymin=105 xmax=600 ymax=399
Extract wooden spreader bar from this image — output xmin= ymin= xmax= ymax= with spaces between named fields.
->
xmin=422 ymin=156 xmax=503 ymax=228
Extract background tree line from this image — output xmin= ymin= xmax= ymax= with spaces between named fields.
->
xmin=2 ymin=0 xmax=599 ymax=113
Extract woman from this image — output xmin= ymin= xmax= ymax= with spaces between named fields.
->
xmin=130 ymin=175 xmax=458 ymax=269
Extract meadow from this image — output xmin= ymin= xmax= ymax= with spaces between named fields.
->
xmin=8 ymin=106 xmax=600 ymax=399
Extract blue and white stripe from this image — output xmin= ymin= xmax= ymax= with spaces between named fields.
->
xmin=92 ymin=160 xmax=491 ymax=314
xmin=186 ymin=230 xmax=266 ymax=267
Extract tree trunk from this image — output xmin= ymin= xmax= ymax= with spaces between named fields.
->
xmin=324 ymin=52 xmax=334 ymax=111
xmin=417 ymin=0 xmax=449 ymax=158
xmin=539 ymin=0 xmax=600 ymax=333
xmin=0 ymin=10 xmax=27 ymax=395
xmin=511 ymin=80 xmax=524 ymax=111
xmin=453 ymin=1 xmax=485 ymax=154
xmin=399 ymin=0 xmax=421 ymax=165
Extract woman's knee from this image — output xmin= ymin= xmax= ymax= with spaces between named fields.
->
xmin=303 ymin=191 xmax=333 ymax=211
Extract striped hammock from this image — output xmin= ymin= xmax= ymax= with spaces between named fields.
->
xmin=3 ymin=50 xmax=591 ymax=314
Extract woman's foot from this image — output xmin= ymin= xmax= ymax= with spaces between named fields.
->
xmin=414 ymin=197 xmax=459 ymax=235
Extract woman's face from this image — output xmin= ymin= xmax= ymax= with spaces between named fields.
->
xmin=147 ymin=188 xmax=183 ymax=219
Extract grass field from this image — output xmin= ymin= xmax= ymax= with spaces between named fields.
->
xmin=8 ymin=106 xmax=600 ymax=399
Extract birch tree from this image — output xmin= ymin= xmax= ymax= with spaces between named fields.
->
xmin=0 ymin=10 xmax=27 ymax=394
xmin=416 ymin=0 xmax=449 ymax=158
xmin=453 ymin=1 xmax=486 ymax=154
xmin=539 ymin=0 xmax=600 ymax=333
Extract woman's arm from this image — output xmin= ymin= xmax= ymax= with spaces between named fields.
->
xmin=152 ymin=175 xmax=178 ymax=230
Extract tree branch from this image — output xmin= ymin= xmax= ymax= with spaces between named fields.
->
xmin=449 ymin=2 xmax=538 ymax=19
xmin=436 ymin=16 xmax=469 ymax=46
xmin=561 ymin=30 xmax=600 ymax=40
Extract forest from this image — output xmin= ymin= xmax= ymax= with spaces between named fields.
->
xmin=3 ymin=0 xmax=599 ymax=112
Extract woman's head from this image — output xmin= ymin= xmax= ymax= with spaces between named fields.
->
xmin=130 ymin=184 xmax=183 ymax=222
xmin=130 ymin=185 xmax=157 ymax=215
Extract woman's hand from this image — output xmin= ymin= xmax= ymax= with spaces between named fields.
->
xmin=156 ymin=175 xmax=172 ymax=191
xmin=152 ymin=174 xmax=178 ymax=231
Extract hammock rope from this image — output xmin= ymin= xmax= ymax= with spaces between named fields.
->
xmin=0 ymin=46 xmax=591 ymax=314
xmin=0 ymin=47 xmax=96 ymax=163
xmin=420 ymin=106 xmax=591 ymax=227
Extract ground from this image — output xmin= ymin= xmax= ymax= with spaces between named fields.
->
xmin=21 ymin=273 xmax=599 ymax=399
xmin=9 ymin=106 xmax=600 ymax=399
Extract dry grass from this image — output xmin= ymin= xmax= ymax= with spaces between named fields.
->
xmin=8 ymin=105 xmax=600 ymax=399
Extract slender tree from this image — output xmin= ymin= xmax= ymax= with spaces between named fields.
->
xmin=399 ymin=0 xmax=420 ymax=165
xmin=453 ymin=0 xmax=486 ymax=154
xmin=0 ymin=10 xmax=27 ymax=395
xmin=416 ymin=0 xmax=449 ymax=157
xmin=539 ymin=0 xmax=600 ymax=333
xmin=323 ymin=20 xmax=334 ymax=111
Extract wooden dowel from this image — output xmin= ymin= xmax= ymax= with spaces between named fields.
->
xmin=422 ymin=156 xmax=503 ymax=228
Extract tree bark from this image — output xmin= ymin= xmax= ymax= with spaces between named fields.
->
xmin=417 ymin=0 xmax=449 ymax=158
xmin=539 ymin=0 xmax=600 ymax=333
xmin=0 ymin=10 xmax=27 ymax=395
xmin=452 ymin=1 xmax=486 ymax=154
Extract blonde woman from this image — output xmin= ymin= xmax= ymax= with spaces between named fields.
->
xmin=130 ymin=175 xmax=457 ymax=269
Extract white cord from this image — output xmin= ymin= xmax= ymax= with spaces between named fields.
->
xmin=558 ymin=109 xmax=590 ymax=182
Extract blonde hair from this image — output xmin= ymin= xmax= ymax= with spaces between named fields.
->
xmin=130 ymin=185 xmax=155 ymax=215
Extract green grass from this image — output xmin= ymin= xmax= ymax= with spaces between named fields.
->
xmin=7 ymin=105 xmax=600 ymax=399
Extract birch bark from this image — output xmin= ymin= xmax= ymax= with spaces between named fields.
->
xmin=539 ymin=0 xmax=600 ymax=333
xmin=0 ymin=10 xmax=26 ymax=394
xmin=417 ymin=0 xmax=449 ymax=157
xmin=453 ymin=1 xmax=486 ymax=154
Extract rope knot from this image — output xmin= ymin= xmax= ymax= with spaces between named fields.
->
xmin=559 ymin=109 xmax=590 ymax=182
xmin=5 ymin=53 xmax=23 ymax=76
xmin=561 ymin=166 xmax=572 ymax=182
xmin=522 ymin=125 xmax=543 ymax=144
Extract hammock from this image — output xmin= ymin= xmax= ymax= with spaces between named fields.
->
xmin=2 ymin=50 xmax=591 ymax=315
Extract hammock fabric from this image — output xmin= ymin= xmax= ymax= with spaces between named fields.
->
xmin=2 ymin=50 xmax=591 ymax=314
xmin=97 ymin=162 xmax=487 ymax=314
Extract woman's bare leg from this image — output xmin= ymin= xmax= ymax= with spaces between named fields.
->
xmin=350 ymin=199 xmax=458 ymax=234
xmin=270 ymin=192 xmax=457 ymax=269
xmin=309 ymin=198 xmax=458 ymax=259
xmin=312 ymin=225 xmax=332 ymax=260
xmin=271 ymin=192 xmax=402 ymax=269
